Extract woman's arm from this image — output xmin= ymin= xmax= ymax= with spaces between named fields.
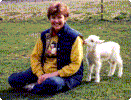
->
xmin=30 ymin=38 xmax=44 ymax=77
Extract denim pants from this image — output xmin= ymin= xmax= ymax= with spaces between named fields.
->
xmin=8 ymin=68 xmax=66 ymax=94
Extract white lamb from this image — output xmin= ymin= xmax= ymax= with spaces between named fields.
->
xmin=84 ymin=35 xmax=123 ymax=83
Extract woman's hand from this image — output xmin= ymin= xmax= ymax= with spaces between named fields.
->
xmin=37 ymin=71 xmax=59 ymax=84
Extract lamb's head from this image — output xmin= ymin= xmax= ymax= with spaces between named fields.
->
xmin=84 ymin=35 xmax=105 ymax=47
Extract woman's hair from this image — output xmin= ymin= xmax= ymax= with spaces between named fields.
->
xmin=47 ymin=2 xmax=69 ymax=19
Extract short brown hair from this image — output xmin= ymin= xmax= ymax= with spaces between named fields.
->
xmin=47 ymin=2 xmax=69 ymax=19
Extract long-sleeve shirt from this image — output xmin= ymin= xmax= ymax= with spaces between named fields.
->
xmin=30 ymin=35 xmax=83 ymax=77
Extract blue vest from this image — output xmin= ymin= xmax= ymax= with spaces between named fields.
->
xmin=41 ymin=23 xmax=83 ymax=89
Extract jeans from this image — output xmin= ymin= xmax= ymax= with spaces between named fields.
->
xmin=8 ymin=67 xmax=66 ymax=94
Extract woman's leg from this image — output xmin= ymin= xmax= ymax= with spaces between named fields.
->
xmin=8 ymin=67 xmax=38 ymax=88
xmin=31 ymin=76 xmax=66 ymax=94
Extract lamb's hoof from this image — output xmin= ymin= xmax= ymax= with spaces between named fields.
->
xmin=94 ymin=80 xmax=100 ymax=83
xmin=108 ymin=73 xmax=113 ymax=77
xmin=86 ymin=78 xmax=91 ymax=82
xmin=118 ymin=73 xmax=122 ymax=78
xmin=108 ymin=75 xmax=112 ymax=77
xmin=118 ymin=75 xmax=122 ymax=78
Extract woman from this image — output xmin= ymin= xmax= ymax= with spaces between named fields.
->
xmin=8 ymin=2 xmax=83 ymax=94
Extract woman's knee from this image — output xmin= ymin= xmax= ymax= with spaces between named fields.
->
xmin=50 ymin=77 xmax=65 ymax=92
xmin=43 ymin=76 xmax=65 ymax=92
xmin=49 ymin=77 xmax=65 ymax=87
xmin=8 ymin=73 xmax=19 ymax=88
xmin=8 ymin=68 xmax=37 ymax=88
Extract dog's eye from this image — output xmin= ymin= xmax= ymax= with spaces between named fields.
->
xmin=91 ymin=40 xmax=94 ymax=42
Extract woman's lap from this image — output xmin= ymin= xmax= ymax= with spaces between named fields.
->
xmin=32 ymin=76 xmax=66 ymax=94
xmin=8 ymin=67 xmax=66 ymax=94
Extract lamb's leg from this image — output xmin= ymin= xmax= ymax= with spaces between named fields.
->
xmin=117 ymin=57 xmax=123 ymax=78
xmin=108 ymin=61 xmax=117 ymax=76
xmin=85 ymin=56 xmax=95 ymax=82
xmin=86 ymin=64 xmax=94 ymax=82
xmin=111 ymin=46 xmax=123 ymax=78
xmin=95 ymin=60 xmax=102 ymax=83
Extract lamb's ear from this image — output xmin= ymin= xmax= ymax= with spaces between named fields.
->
xmin=97 ymin=40 xmax=105 ymax=43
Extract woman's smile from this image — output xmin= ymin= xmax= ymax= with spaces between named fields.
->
xmin=50 ymin=14 xmax=67 ymax=33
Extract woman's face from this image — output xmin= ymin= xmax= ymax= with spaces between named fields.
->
xmin=50 ymin=14 xmax=67 ymax=33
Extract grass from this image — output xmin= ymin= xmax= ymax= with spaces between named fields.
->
xmin=0 ymin=0 xmax=131 ymax=100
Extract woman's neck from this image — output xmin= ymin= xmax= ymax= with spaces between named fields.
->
xmin=51 ymin=27 xmax=59 ymax=33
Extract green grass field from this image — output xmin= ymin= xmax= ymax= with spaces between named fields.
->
xmin=0 ymin=0 xmax=131 ymax=100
